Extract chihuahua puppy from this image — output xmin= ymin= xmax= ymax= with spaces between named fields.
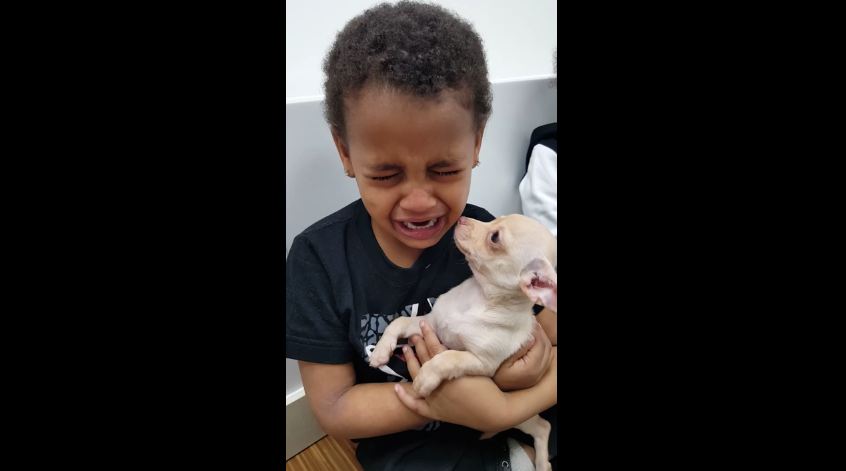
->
xmin=369 ymin=214 xmax=557 ymax=471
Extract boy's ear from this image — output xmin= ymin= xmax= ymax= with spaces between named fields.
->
xmin=473 ymin=124 xmax=486 ymax=159
xmin=331 ymin=128 xmax=352 ymax=168
xmin=519 ymin=258 xmax=557 ymax=313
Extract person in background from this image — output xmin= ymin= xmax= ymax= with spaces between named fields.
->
xmin=519 ymin=51 xmax=557 ymax=237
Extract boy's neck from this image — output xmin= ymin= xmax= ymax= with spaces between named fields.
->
xmin=372 ymin=221 xmax=423 ymax=269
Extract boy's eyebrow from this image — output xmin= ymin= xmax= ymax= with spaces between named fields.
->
xmin=367 ymin=163 xmax=403 ymax=172
xmin=429 ymin=159 xmax=460 ymax=168
xmin=366 ymin=158 xmax=461 ymax=171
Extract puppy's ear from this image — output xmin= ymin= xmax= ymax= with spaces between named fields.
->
xmin=519 ymin=258 xmax=557 ymax=313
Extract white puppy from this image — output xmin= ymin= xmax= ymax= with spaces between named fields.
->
xmin=369 ymin=214 xmax=557 ymax=471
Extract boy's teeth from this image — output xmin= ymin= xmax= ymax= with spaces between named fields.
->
xmin=403 ymin=218 xmax=437 ymax=230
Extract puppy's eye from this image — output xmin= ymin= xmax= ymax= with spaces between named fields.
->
xmin=490 ymin=231 xmax=499 ymax=244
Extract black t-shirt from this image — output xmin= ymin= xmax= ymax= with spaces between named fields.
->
xmin=286 ymin=199 xmax=494 ymax=385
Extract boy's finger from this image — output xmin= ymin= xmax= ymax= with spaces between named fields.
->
xmin=523 ymin=327 xmax=552 ymax=375
xmin=394 ymin=383 xmax=431 ymax=418
xmin=420 ymin=320 xmax=446 ymax=357
xmin=509 ymin=336 xmax=536 ymax=366
xmin=536 ymin=320 xmax=551 ymax=348
xmin=533 ymin=324 xmax=552 ymax=364
xmin=403 ymin=346 xmax=420 ymax=378
xmin=413 ymin=334 xmax=432 ymax=363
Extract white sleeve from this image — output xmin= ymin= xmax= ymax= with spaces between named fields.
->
xmin=518 ymin=144 xmax=557 ymax=237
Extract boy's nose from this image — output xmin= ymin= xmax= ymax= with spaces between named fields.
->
xmin=399 ymin=188 xmax=437 ymax=212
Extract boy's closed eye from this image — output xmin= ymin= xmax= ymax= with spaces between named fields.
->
xmin=368 ymin=169 xmax=463 ymax=181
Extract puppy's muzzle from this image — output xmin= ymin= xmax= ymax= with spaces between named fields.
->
xmin=455 ymin=216 xmax=474 ymax=240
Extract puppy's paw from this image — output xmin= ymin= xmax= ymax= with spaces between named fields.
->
xmin=537 ymin=461 xmax=552 ymax=471
xmin=412 ymin=366 xmax=442 ymax=397
xmin=369 ymin=342 xmax=394 ymax=368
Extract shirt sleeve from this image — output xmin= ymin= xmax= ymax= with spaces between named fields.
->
xmin=464 ymin=204 xmax=496 ymax=223
xmin=519 ymin=143 xmax=557 ymax=237
xmin=285 ymin=236 xmax=354 ymax=364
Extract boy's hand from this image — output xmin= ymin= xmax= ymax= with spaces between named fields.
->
xmin=406 ymin=319 xmax=448 ymax=363
xmin=394 ymin=321 xmax=511 ymax=433
xmin=492 ymin=321 xmax=553 ymax=391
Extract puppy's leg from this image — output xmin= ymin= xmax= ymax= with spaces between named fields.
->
xmin=369 ymin=314 xmax=427 ymax=368
xmin=514 ymin=414 xmax=551 ymax=471
xmin=413 ymin=350 xmax=493 ymax=396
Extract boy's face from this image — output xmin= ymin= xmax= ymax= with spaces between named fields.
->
xmin=332 ymin=86 xmax=484 ymax=267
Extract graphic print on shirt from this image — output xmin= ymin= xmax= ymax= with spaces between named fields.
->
xmin=360 ymin=297 xmax=438 ymax=382
xmin=361 ymin=296 xmax=441 ymax=432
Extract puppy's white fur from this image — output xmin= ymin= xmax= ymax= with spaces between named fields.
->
xmin=370 ymin=214 xmax=557 ymax=471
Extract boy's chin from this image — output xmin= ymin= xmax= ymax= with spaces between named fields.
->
xmin=398 ymin=236 xmax=441 ymax=250
xmin=395 ymin=230 xmax=445 ymax=249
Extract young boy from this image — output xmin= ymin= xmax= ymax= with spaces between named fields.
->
xmin=285 ymin=2 xmax=557 ymax=469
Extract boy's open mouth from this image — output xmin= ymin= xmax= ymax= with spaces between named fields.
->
xmin=393 ymin=216 xmax=446 ymax=241
xmin=402 ymin=219 xmax=438 ymax=230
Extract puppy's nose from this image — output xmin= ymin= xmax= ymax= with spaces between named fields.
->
xmin=458 ymin=217 xmax=469 ymax=225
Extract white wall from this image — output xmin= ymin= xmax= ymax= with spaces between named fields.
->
xmin=286 ymin=0 xmax=557 ymax=100
xmin=286 ymin=358 xmax=305 ymax=396
xmin=285 ymin=0 xmax=557 ymax=400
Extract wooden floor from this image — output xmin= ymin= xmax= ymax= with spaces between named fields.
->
xmin=286 ymin=435 xmax=363 ymax=471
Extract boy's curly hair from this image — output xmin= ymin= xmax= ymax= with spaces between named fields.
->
xmin=323 ymin=1 xmax=492 ymax=140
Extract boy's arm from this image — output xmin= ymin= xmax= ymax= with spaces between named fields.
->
xmin=300 ymin=310 xmax=558 ymax=438
xmin=537 ymin=307 xmax=557 ymax=345
xmin=396 ymin=345 xmax=557 ymax=433
xmin=396 ymin=322 xmax=557 ymax=433
xmin=300 ymin=358 xmax=512 ymax=439
xmin=498 ymin=346 xmax=557 ymax=429
xmin=492 ymin=307 xmax=556 ymax=391
xmin=493 ymin=320 xmax=553 ymax=391
xmin=299 ymin=360 xmax=430 ymax=439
